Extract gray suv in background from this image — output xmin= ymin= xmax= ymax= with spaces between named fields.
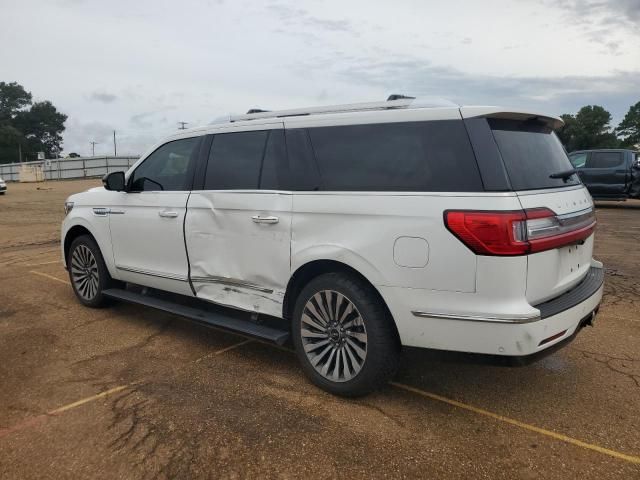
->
xmin=568 ymin=149 xmax=640 ymax=201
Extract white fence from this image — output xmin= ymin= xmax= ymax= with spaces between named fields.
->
xmin=0 ymin=156 xmax=139 ymax=182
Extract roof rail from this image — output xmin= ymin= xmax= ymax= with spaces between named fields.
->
xmin=229 ymin=96 xmax=458 ymax=122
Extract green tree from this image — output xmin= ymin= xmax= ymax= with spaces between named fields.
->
xmin=616 ymin=101 xmax=640 ymax=148
xmin=0 ymin=81 xmax=32 ymax=123
xmin=556 ymin=105 xmax=620 ymax=152
xmin=14 ymin=101 xmax=67 ymax=158
xmin=0 ymin=81 xmax=66 ymax=163
xmin=555 ymin=113 xmax=576 ymax=150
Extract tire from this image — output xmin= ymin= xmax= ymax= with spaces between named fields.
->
xmin=67 ymin=235 xmax=114 ymax=308
xmin=292 ymin=272 xmax=401 ymax=397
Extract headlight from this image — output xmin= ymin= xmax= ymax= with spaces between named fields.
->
xmin=64 ymin=201 xmax=74 ymax=215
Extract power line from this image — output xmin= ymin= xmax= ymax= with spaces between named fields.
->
xmin=177 ymin=121 xmax=188 ymax=130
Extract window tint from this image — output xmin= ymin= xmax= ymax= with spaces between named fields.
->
xmin=488 ymin=119 xmax=579 ymax=190
xmin=204 ymin=131 xmax=268 ymax=189
xmin=283 ymin=129 xmax=321 ymax=190
xmin=307 ymin=120 xmax=483 ymax=191
xmin=130 ymin=137 xmax=199 ymax=191
xmin=569 ymin=152 xmax=587 ymax=168
xmin=259 ymin=130 xmax=287 ymax=190
xmin=587 ymin=151 xmax=623 ymax=169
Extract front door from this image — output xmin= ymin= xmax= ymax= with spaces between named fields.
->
xmin=185 ymin=125 xmax=292 ymax=318
xmin=109 ymin=136 xmax=201 ymax=296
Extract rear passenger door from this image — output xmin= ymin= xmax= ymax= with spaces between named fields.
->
xmin=582 ymin=151 xmax=627 ymax=195
xmin=185 ymin=124 xmax=292 ymax=317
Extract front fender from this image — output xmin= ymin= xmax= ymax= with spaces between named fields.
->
xmin=61 ymin=211 xmax=117 ymax=279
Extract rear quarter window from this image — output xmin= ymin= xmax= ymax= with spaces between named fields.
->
xmin=488 ymin=118 xmax=580 ymax=191
xmin=586 ymin=152 xmax=623 ymax=169
xmin=307 ymin=120 xmax=483 ymax=192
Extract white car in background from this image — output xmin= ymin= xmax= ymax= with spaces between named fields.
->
xmin=0 ymin=176 xmax=6 ymax=194
xmin=60 ymin=96 xmax=604 ymax=396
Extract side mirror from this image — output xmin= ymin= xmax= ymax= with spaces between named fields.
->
xmin=103 ymin=171 xmax=126 ymax=191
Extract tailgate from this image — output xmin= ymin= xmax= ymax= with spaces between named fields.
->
xmin=482 ymin=114 xmax=598 ymax=305
xmin=517 ymin=186 xmax=595 ymax=304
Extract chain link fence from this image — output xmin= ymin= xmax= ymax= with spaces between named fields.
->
xmin=0 ymin=156 xmax=139 ymax=182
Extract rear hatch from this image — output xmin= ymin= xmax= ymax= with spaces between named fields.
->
xmin=461 ymin=108 xmax=597 ymax=305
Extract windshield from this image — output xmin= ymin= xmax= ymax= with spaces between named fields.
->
xmin=488 ymin=118 xmax=580 ymax=190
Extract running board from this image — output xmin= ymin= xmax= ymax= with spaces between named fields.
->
xmin=103 ymin=288 xmax=289 ymax=345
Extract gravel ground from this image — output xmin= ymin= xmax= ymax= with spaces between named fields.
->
xmin=0 ymin=180 xmax=638 ymax=479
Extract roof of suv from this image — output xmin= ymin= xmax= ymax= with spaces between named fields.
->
xmin=165 ymin=97 xmax=564 ymax=141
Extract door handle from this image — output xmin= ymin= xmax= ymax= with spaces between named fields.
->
xmin=158 ymin=211 xmax=179 ymax=218
xmin=252 ymin=215 xmax=279 ymax=224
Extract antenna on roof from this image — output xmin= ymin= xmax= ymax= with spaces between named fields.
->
xmin=387 ymin=94 xmax=416 ymax=101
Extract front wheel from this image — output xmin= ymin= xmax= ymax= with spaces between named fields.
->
xmin=292 ymin=272 xmax=400 ymax=397
xmin=67 ymin=235 xmax=114 ymax=308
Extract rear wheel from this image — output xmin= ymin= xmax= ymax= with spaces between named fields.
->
xmin=67 ymin=235 xmax=114 ymax=308
xmin=292 ymin=272 xmax=400 ymax=397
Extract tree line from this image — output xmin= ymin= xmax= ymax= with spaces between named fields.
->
xmin=0 ymin=81 xmax=67 ymax=164
xmin=555 ymin=103 xmax=639 ymax=152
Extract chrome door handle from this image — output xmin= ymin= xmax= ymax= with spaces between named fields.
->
xmin=252 ymin=215 xmax=279 ymax=224
xmin=158 ymin=211 xmax=179 ymax=218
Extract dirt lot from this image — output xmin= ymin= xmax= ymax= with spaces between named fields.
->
xmin=0 ymin=179 xmax=638 ymax=479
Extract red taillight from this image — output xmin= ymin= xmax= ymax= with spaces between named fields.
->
xmin=444 ymin=208 xmax=596 ymax=256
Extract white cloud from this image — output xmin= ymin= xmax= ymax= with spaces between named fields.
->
xmin=1 ymin=0 xmax=638 ymax=156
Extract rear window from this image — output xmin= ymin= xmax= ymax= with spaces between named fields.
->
xmin=307 ymin=120 xmax=483 ymax=192
xmin=489 ymin=118 xmax=580 ymax=190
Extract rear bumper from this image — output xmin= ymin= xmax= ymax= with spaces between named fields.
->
xmin=381 ymin=263 xmax=604 ymax=357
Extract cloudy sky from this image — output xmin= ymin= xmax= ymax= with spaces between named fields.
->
xmin=2 ymin=0 xmax=639 ymax=156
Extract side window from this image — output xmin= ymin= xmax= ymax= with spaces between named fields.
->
xmin=204 ymin=131 xmax=268 ymax=189
xmin=569 ymin=153 xmax=587 ymax=168
xmin=259 ymin=130 xmax=287 ymax=190
xmin=307 ymin=120 xmax=483 ymax=191
xmin=130 ymin=137 xmax=199 ymax=191
xmin=283 ymin=129 xmax=321 ymax=190
xmin=587 ymin=152 xmax=623 ymax=169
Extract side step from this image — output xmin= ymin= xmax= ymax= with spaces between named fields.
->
xmin=103 ymin=288 xmax=289 ymax=345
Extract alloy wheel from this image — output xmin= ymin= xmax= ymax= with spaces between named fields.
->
xmin=300 ymin=290 xmax=367 ymax=382
xmin=70 ymin=244 xmax=100 ymax=300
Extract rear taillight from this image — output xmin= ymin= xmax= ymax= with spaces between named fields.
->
xmin=444 ymin=208 xmax=596 ymax=256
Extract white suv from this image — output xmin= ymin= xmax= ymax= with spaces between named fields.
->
xmin=61 ymin=96 xmax=604 ymax=396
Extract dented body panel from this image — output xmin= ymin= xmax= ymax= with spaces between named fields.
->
xmin=185 ymin=191 xmax=292 ymax=317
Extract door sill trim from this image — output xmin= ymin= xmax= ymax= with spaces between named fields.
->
xmin=190 ymin=275 xmax=274 ymax=294
xmin=116 ymin=265 xmax=189 ymax=282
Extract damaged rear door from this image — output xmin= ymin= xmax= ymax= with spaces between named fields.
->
xmin=185 ymin=122 xmax=292 ymax=317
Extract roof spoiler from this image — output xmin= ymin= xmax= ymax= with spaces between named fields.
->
xmin=459 ymin=106 xmax=564 ymax=129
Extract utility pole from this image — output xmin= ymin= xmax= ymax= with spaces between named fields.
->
xmin=18 ymin=143 xmax=22 ymax=163
xmin=113 ymin=131 xmax=117 ymax=156
xmin=178 ymin=121 xmax=188 ymax=130
xmin=90 ymin=141 xmax=99 ymax=157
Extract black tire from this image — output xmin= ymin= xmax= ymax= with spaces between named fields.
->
xmin=292 ymin=272 xmax=401 ymax=397
xmin=67 ymin=235 xmax=115 ymax=308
